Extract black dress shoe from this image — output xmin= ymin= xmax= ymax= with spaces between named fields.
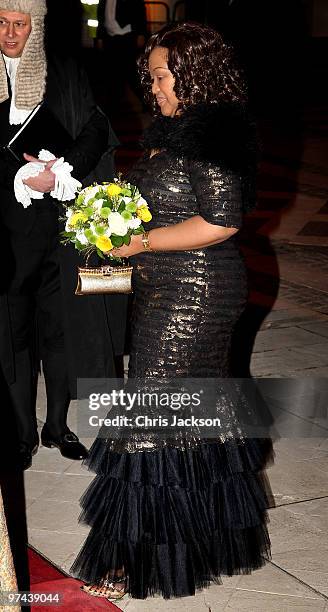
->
xmin=41 ymin=428 xmax=89 ymax=460
xmin=17 ymin=442 xmax=39 ymax=471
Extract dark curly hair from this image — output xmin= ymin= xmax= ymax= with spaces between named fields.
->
xmin=138 ymin=22 xmax=247 ymax=114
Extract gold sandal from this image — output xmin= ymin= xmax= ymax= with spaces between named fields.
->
xmin=104 ymin=577 xmax=127 ymax=601
xmin=80 ymin=576 xmax=126 ymax=601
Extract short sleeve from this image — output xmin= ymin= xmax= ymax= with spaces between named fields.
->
xmin=186 ymin=158 xmax=243 ymax=228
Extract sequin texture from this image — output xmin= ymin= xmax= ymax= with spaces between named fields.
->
xmin=128 ymin=153 xmax=247 ymax=376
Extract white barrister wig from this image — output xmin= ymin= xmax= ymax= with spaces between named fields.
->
xmin=0 ymin=0 xmax=47 ymax=109
xmin=0 ymin=0 xmax=47 ymax=15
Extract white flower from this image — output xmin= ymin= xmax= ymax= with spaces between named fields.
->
xmin=128 ymin=217 xmax=142 ymax=230
xmin=65 ymin=210 xmax=75 ymax=231
xmin=93 ymin=198 xmax=104 ymax=214
xmin=106 ymin=212 xmax=129 ymax=237
xmin=137 ymin=197 xmax=147 ymax=208
xmin=75 ymin=230 xmax=89 ymax=245
xmin=84 ymin=185 xmax=100 ymax=204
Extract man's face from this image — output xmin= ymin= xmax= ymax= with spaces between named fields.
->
xmin=0 ymin=10 xmax=31 ymax=58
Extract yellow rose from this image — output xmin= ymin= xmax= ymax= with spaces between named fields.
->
xmin=107 ymin=183 xmax=122 ymax=197
xmin=96 ymin=236 xmax=113 ymax=252
xmin=137 ymin=206 xmax=152 ymax=223
xmin=69 ymin=211 xmax=88 ymax=227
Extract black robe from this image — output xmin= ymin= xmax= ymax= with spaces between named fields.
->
xmin=0 ymin=55 xmax=127 ymax=396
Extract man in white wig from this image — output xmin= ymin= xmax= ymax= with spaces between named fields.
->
xmin=0 ymin=0 xmax=125 ymax=470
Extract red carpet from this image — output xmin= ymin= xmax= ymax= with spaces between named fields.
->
xmin=28 ymin=547 xmax=122 ymax=611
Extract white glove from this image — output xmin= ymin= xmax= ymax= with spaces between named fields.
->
xmin=50 ymin=157 xmax=82 ymax=202
xmin=14 ymin=159 xmax=45 ymax=208
xmin=14 ymin=149 xmax=82 ymax=208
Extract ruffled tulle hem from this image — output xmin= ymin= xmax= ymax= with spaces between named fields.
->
xmin=71 ymin=439 xmax=272 ymax=599
xmin=83 ymin=436 xmax=274 ymax=483
xmin=77 ymin=471 xmax=270 ymax=537
xmin=71 ymin=525 xmax=271 ymax=599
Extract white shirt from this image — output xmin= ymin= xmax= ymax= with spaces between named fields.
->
xmin=3 ymin=54 xmax=33 ymax=125
xmin=105 ymin=0 xmax=132 ymax=36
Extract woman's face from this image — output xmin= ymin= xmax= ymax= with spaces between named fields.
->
xmin=148 ymin=46 xmax=179 ymax=117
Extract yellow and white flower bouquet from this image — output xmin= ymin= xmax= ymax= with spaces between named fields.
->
xmin=61 ymin=178 xmax=152 ymax=260
xmin=61 ymin=179 xmax=152 ymax=295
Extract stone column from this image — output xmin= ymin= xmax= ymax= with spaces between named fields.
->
xmin=0 ymin=489 xmax=20 ymax=612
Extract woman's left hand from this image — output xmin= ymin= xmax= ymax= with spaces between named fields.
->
xmin=108 ymin=234 xmax=143 ymax=258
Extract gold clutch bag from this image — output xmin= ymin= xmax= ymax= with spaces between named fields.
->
xmin=75 ymin=264 xmax=133 ymax=295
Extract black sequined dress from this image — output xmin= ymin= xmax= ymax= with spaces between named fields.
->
xmin=71 ymin=104 xmax=272 ymax=599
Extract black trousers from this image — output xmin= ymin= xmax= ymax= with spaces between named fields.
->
xmin=6 ymin=204 xmax=70 ymax=447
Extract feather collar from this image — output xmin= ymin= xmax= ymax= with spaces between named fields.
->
xmin=142 ymin=102 xmax=257 ymax=173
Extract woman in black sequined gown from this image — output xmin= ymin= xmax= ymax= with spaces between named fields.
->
xmin=72 ymin=22 xmax=273 ymax=600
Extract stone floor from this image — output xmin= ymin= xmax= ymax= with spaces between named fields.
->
xmin=25 ymin=101 xmax=328 ymax=611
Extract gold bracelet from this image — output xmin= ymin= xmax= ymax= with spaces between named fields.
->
xmin=141 ymin=231 xmax=153 ymax=251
